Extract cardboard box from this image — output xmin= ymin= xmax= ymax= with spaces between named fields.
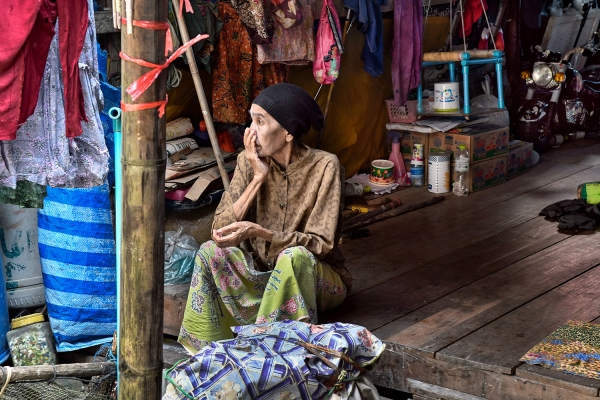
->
xmin=507 ymin=141 xmax=534 ymax=179
xmin=400 ymin=132 xmax=429 ymax=158
xmin=430 ymin=123 xmax=509 ymax=163
xmin=452 ymin=155 xmax=507 ymax=192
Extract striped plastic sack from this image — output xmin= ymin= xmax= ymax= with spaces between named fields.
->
xmin=38 ymin=184 xmax=117 ymax=352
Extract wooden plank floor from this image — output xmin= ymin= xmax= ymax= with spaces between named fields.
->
xmin=323 ymin=138 xmax=600 ymax=399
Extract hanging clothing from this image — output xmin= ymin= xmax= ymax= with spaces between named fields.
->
xmin=212 ymin=2 xmax=287 ymax=124
xmin=0 ymin=0 xmax=88 ymax=141
xmin=0 ymin=0 xmax=57 ymax=141
xmin=344 ymin=0 xmax=386 ymax=77
xmin=256 ymin=0 xmax=316 ymax=65
xmin=459 ymin=0 xmax=488 ymax=38
xmin=392 ymin=0 xmax=423 ymax=106
xmin=230 ymin=0 xmax=274 ymax=44
xmin=57 ymin=0 xmax=89 ymax=138
xmin=0 ymin=0 xmax=109 ymax=189
xmin=168 ymin=320 xmax=384 ymax=400
xmin=168 ymin=0 xmax=222 ymax=73
xmin=178 ymin=243 xmax=347 ymax=354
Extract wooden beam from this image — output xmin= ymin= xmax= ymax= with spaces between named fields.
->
xmin=119 ymin=0 xmax=167 ymax=398
xmin=0 ymin=363 xmax=115 ymax=383
xmin=369 ymin=343 xmax=600 ymax=400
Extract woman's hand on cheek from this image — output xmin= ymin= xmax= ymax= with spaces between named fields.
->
xmin=243 ymin=128 xmax=269 ymax=181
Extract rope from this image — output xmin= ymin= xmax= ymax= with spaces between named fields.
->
xmin=423 ymin=0 xmax=433 ymax=31
xmin=315 ymin=84 xmax=324 ymax=100
xmin=167 ymin=65 xmax=183 ymax=91
xmin=458 ymin=0 xmax=467 ymax=53
xmin=449 ymin=0 xmax=453 ymax=49
xmin=164 ymin=359 xmax=195 ymax=400
xmin=48 ymin=364 xmax=58 ymax=384
xmin=0 ymin=367 xmax=11 ymax=397
xmin=479 ymin=0 xmax=497 ymax=50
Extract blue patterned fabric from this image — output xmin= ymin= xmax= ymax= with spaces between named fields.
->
xmin=164 ymin=320 xmax=385 ymax=400
xmin=37 ymin=184 xmax=117 ymax=352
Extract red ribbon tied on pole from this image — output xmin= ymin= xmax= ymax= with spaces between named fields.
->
xmin=121 ymin=95 xmax=168 ymax=118
xmin=120 ymin=33 xmax=208 ymax=102
xmin=179 ymin=0 xmax=194 ymax=17
xmin=121 ymin=18 xmax=173 ymax=56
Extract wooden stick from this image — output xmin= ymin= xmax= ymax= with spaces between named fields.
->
xmin=0 ymin=363 xmax=115 ymax=384
xmin=171 ymin=0 xmax=230 ymax=189
xmin=125 ymin=0 xmax=133 ymax=34
xmin=342 ymin=196 xmax=445 ymax=232
xmin=342 ymin=209 xmax=360 ymax=221
xmin=343 ymin=198 xmax=402 ymax=227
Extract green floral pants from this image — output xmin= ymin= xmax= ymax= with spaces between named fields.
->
xmin=178 ymin=241 xmax=347 ymax=354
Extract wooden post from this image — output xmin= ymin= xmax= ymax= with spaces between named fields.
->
xmin=505 ymin=0 xmax=520 ymax=130
xmin=119 ymin=0 xmax=167 ymax=398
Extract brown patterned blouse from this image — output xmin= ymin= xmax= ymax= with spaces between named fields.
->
xmin=212 ymin=146 xmax=351 ymax=289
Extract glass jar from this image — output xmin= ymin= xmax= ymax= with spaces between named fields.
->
xmin=7 ymin=313 xmax=57 ymax=366
xmin=410 ymin=167 xmax=424 ymax=187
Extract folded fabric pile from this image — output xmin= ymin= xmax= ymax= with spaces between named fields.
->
xmin=163 ymin=320 xmax=385 ymax=400
xmin=540 ymin=199 xmax=600 ymax=231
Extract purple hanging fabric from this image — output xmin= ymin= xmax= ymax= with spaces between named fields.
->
xmin=392 ymin=0 xmax=423 ymax=106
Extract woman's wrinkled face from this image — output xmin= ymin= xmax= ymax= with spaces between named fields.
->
xmin=249 ymin=104 xmax=290 ymax=158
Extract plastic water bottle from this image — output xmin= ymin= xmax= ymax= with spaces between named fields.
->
xmin=453 ymin=145 xmax=469 ymax=196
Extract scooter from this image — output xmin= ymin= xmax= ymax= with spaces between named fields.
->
xmin=516 ymin=46 xmax=600 ymax=150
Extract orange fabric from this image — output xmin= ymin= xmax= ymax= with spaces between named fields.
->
xmin=212 ymin=2 xmax=287 ymax=124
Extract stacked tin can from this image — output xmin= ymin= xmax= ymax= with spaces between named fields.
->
xmin=428 ymin=151 xmax=451 ymax=193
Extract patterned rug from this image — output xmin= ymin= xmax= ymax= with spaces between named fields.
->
xmin=521 ymin=320 xmax=600 ymax=380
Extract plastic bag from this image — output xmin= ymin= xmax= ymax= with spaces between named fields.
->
xmin=471 ymin=75 xmax=499 ymax=108
xmin=313 ymin=0 xmax=343 ymax=85
xmin=164 ymin=227 xmax=200 ymax=285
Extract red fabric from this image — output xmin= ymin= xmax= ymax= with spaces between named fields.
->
xmin=120 ymin=34 xmax=208 ymax=102
xmin=57 ymin=0 xmax=89 ymax=137
xmin=0 ymin=0 xmax=58 ymax=140
xmin=495 ymin=28 xmax=505 ymax=51
xmin=459 ymin=0 xmax=488 ymax=38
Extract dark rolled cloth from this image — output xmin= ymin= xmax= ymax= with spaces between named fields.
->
xmin=252 ymin=83 xmax=323 ymax=138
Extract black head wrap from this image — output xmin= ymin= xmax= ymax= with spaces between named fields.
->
xmin=252 ymin=83 xmax=324 ymax=138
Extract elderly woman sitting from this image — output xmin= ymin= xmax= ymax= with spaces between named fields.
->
xmin=178 ymin=83 xmax=352 ymax=354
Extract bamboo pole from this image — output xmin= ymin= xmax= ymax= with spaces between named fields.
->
xmin=119 ymin=0 xmax=167 ymax=398
xmin=0 ymin=363 xmax=115 ymax=384
xmin=171 ymin=0 xmax=230 ymax=189
xmin=422 ymin=49 xmax=497 ymax=62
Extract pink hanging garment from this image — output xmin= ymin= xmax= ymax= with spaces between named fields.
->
xmin=313 ymin=0 xmax=343 ymax=85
